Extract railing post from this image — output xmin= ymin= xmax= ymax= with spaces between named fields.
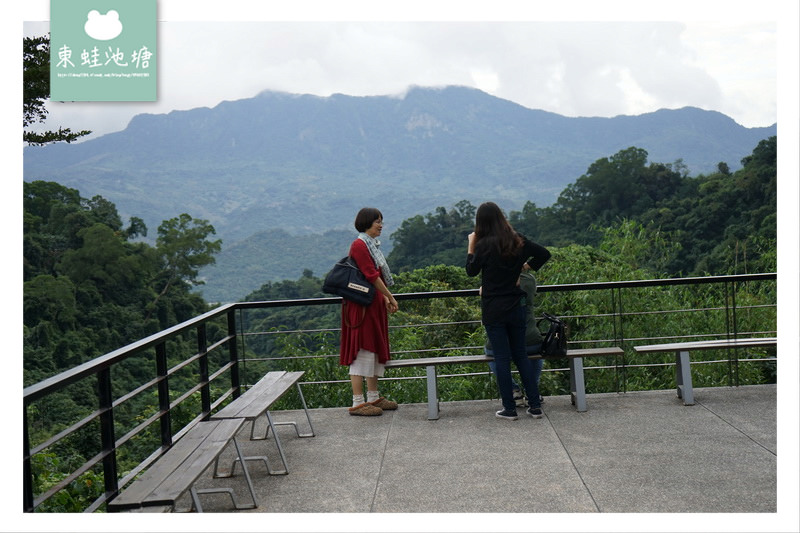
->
xmin=731 ymin=281 xmax=739 ymax=386
xmin=155 ymin=342 xmax=172 ymax=448
xmin=197 ymin=323 xmax=211 ymax=417
xmin=97 ymin=368 xmax=119 ymax=502
xmin=23 ymin=402 xmax=33 ymax=512
xmin=227 ymin=309 xmax=242 ymax=398
xmin=612 ymin=286 xmax=626 ymax=394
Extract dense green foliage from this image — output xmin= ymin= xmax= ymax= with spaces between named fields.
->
xmin=23 ymin=181 xmax=221 ymax=386
xmin=236 ymin=227 xmax=775 ymax=412
xmin=23 ymin=181 xmax=227 ymax=511
xmin=388 ymin=138 xmax=777 ymax=278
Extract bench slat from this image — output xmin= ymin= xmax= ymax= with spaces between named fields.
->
xmin=243 ymin=371 xmax=304 ymax=417
xmin=384 ymin=347 xmax=623 ymax=369
xmin=109 ymin=428 xmax=211 ymax=509
xmin=214 ymin=371 xmax=304 ymax=420
xmin=144 ymin=418 xmax=244 ymax=506
xmin=108 ymin=418 xmax=244 ymax=510
xmin=632 ymin=337 xmax=777 ymax=407
xmin=213 ymin=372 xmax=285 ymax=419
xmin=210 ymin=370 xmax=313 ymax=475
xmin=383 ymin=347 xmax=623 ymax=418
xmin=634 ymin=337 xmax=776 ymax=353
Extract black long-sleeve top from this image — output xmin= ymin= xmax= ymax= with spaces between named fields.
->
xmin=465 ymin=234 xmax=551 ymax=324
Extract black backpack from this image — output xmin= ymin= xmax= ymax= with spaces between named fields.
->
xmin=537 ymin=313 xmax=568 ymax=357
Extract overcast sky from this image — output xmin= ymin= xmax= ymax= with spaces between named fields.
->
xmin=17 ymin=1 xmax=788 ymax=142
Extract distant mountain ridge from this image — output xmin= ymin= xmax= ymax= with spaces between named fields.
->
xmin=24 ymin=86 xmax=775 ymax=241
xmin=23 ymin=86 xmax=776 ymax=301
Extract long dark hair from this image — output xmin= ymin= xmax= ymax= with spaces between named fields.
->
xmin=473 ymin=202 xmax=522 ymax=258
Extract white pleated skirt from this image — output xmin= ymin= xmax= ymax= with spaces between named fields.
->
xmin=348 ymin=349 xmax=386 ymax=377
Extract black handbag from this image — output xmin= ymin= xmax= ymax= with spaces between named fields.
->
xmin=537 ymin=313 xmax=568 ymax=357
xmin=322 ymin=256 xmax=376 ymax=306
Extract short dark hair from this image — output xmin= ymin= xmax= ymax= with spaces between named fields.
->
xmin=354 ymin=207 xmax=383 ymax=232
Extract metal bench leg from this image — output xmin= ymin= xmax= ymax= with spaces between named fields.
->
xmin=264 ymin=411 xmax=290 ymax=473
xmin=233 ymin=413 xmax=290 ymax=475
xmin=294 ymin=382 xmax=316 ymax=437
xmin=189 ymin=438 xmax=258 ymax=512
xmin=675 ymin=350 xmax=695 ymax=405
xmin=227 ymin=449 xmax=278 ymax=477
xmin=426 ymin=365 xmax=440 ymax=420
xmin=569 ymin=357 xmax=588 ymax=412
xmin=263 ymin=383 xmax=316 ymax=439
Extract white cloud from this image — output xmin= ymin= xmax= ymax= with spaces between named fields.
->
xmin=22 ymin=18 xmax=779 ymax=141
xmin=469 ymin=67 xmax=500 ymax=94
xmin=680 ymin=21 xmax=777 ymax=126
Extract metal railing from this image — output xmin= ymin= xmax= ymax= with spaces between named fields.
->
xmin=22 ymin=272 xmax=776 ymax=512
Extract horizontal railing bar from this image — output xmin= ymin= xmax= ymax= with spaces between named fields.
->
xmin=210 ymin=389 xmax=235 ymax=411
xmin=167 ymin=350 xmax=203 ymax=376
xmin=28 ymin=408 xmax=102 ymax=457
xmin=207 ymin=334 xmax=235 ymax=353
xmin=30 ymin=364 xmax=235 ymax=460
xmin=535 ymin=272 xmax=776 ymax=292
xmin=168 ymin=381 xmax=207 ymax=411
xmin=112 ymin=377 xmax=161 ymax=410
xmin=33 ymin=447 xmax=111 ymax=508
xmin=242 ymin=327 xmax=341 ymax=337
xmin=209 ymin=361 xmax=236 ymax=382
xmin=114 ymin=409 xmax=166 ymax=450
xmin=23 ymin=303 xmax=237 ymax=402
xmin=24 ymin=273 xmax=775 ymax=404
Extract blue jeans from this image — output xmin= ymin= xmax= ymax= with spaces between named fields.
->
xmin=484 ymin=305 xmax=542 ymax=411
xmin=488 ymin=345 xmax=542 ymax=395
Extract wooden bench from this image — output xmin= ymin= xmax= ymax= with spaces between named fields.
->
xmin=634 ymin=337 xmax=777 ymax=405
xmin=210 ymin=370 xmax=315 ymax=475
xmin=107 ymin=418 xmax=257 ymax=513
xmin=384 ymin=347 xmax=623 ymax=419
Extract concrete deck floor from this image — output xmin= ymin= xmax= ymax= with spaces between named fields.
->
xmin=137 ymin=384 xmax=795 ymax=532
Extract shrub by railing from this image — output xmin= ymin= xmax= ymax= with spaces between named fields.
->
xmin=22 ymin=273 xmax=776 ymax=512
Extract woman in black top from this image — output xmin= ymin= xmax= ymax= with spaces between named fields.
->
xmin=466 ymin=202 xmax=551 ymax=420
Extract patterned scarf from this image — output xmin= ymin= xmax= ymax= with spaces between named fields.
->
xmin=358 ymin=232 xmax=394 ymax=287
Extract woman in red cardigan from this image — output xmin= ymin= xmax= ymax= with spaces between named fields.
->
xmin=340 ymin=207 xmax=400 ymax=416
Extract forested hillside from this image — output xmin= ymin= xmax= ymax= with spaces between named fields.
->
xmin=23 ymin=181 xmax=221 ymax=386
xmin=197 ymin=136 xmax=775 ymax=301
xmin=196 ymin=227 xmax=358 ymax=303
xmin=389 ymin=137 xmax=776 ymax=277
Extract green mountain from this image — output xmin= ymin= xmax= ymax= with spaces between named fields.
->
xmin=23 ymin=86 xmax=776 ymax=301
xmin=23 ymin=86 xmax=775 ymax=240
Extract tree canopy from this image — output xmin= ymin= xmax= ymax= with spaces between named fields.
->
xmin=24 ymin=34 xmax=91 ymax=145
xmin=388 ymin=138 xmax=776 ymax=277
xmin=23 ymin=181 xmax=221 ymax=385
